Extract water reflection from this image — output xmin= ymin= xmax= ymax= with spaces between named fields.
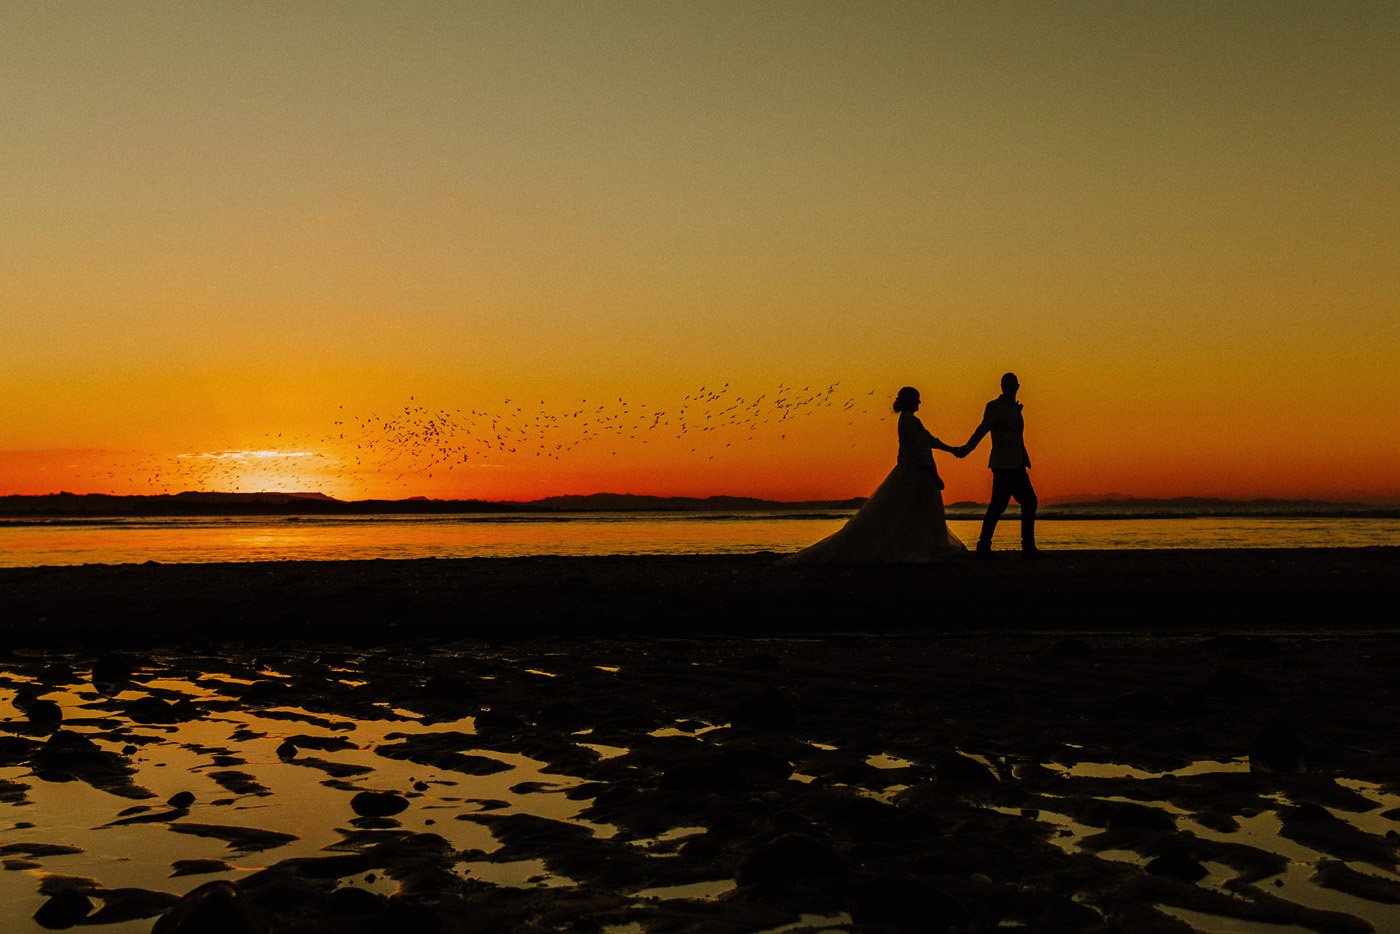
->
xmin=5 ymin=647 xmax=1400 ymax=932
xmin=0 ymin=659 xmax=611 ymax=930
xmin=2 ymin=513 xmax=1399 ymax=567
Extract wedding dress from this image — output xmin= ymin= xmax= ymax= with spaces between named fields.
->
xmin=781 ymin=412 xmax=966 ymax=564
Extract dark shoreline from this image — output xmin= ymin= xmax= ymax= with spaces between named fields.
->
xmin=5 ymin=490 xmax=1397 ymax=520
xmin=3 ymin=548 xmax=1398 ymax=649
xmin=7 ymin=510 xmax=1400 ymax=528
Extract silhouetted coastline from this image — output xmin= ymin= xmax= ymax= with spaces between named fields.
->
xmin=4 ymin=548 xmax=1398 ymax=648
xmin=3 ymin=491 xmax=1397 ymax=521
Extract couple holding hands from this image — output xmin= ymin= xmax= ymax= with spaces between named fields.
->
xmin=784 ymin=373 xmax=1037 ymax=564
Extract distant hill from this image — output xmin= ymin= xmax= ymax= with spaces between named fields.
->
xmin=0 ymin=491 xmax=864 ymax=518
xmin=1 ymin=491 xmax=1394 ymax=519
xmin=0 ymin=492 xmax=361 ymax=518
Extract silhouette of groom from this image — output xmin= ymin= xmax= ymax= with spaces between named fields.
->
xmin=958 ymin=372 xmax=1038 ymax=557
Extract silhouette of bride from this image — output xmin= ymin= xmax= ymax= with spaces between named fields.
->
xmin=782 ymin=387 xmax=966 ymax=564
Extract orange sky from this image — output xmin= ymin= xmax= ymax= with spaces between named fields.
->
xmin=3 ymin=3 xmax=1398 ymax=503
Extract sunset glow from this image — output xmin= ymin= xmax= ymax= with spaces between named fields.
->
xmin=4 ymin=3 xmax=1397 ymax=504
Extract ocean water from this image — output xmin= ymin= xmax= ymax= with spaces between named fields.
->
xmin=1 ymin=512 xmax=1398 ymax=567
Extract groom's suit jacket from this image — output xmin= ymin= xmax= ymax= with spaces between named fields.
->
xmin=970 ymin=396 xmax=1031 ymax=470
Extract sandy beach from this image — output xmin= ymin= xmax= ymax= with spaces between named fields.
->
xmin=3 ymin=550 xmax=1400 ymax=932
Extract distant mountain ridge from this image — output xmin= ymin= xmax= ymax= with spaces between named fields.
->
xmin=0 ymin=491 xmax=1394 ymax=519
xmin=0 ymin=491 xmax=866 ymax=517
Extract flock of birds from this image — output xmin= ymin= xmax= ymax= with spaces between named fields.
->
xmin=99 ymin=382 xmax=884 ymax=493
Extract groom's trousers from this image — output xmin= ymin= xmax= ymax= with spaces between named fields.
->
xmin=979 ymin=468 xmax=1037 ymax=548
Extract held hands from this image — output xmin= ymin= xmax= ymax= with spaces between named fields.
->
xmin=952 ymin=444 xmax=971 ymax=459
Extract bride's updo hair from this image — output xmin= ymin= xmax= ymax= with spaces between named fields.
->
xmin=892 ymin=387 xmax=920 ymax=413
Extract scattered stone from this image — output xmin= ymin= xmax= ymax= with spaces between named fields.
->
xmin=33 ymin=890 xmax=93 ymax=929
xmin=276 ymin=741 xmax=298 ymax=760
xmin=92 ymin=654 xmax=134 ymax=686
xmin=32 ymin=731 xmax=149 ymax=798
xmin=171 ymin=859 xmax=234 ymax=877
xmin=1195 ymin=810 xmax=1240 ymax=834
xmin=268 ymin=854 xmax=370 ymax=880
xmin=474 ymin=708 xmax=526 ymax=732
xmin=1146 ymin=851 xmax=1209 ymax=881
xmin=37 ymin=874 xmax=100 ymax=897
xmin=456 ymin=814 xmax=588 ymax=861
xmin=152 ymin=880 xmax=269 ymax=934
xmin=736 ymin=833 xmax=846 ymax=886
xmin=375 ymin=734 xmax=514 ymax=776
xmin=1314 ymin=859 xmax=1400 ymax=903
xmin=238 ymin=681 xmax=291 ymax=707
xmin=350 ymin=791 xmax=409 ymax=818
xmin=0 ymin=842 xmax=84 ymax=858
xmin=1282 ymin=803 xmax=1337 ymax=824
xmin=104 ymin=808 xmax=189 ymax=828
xmin=167 ymin=823 xmax=298 ymax=854
xmin=1278 ymin=806 xmax=1397 ymax=867
xmin=4 ymin=773 xmax=38 ymax=807
xmin=291 ymin=756 xmax=372 ymax=778
xmin=934 ymin=753 xmax=997 ymax=787
xmin=26 ymin=699 xmax=63 ymax=726
xmin=1106 ymin=802 xmax=1175 ymax=832
xmin=208 ymin=771 xmax=270 ymax=797
xmin=168 ymin=791 xmax=195 ymax=809
xmin=85 ymin=887 xmax=180 ymax=924
xmin=126 ymin=696 xmax=196 ymax=724
xmin=0 ymin=735 xmax=42 ymax=765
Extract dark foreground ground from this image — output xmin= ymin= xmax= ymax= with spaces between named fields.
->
xmin=3 ymin=548 xmax=1400 ymax=647
xmin=2 ymin=550 xmax=1400 ymax=932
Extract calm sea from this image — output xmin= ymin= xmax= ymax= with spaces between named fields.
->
xmin=1 ymin=512 xmax=1398 ymax=567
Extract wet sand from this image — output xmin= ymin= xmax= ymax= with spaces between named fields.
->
xmin=2 ymin=549 xmax=1400 ymax=932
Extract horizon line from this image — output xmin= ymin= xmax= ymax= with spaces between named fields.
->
xmin=4 ymin=489 xmax=1398 ymax=508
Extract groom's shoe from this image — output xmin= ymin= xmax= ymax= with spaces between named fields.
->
xmin=1021 ymin=542 xmax=1043 ymax=558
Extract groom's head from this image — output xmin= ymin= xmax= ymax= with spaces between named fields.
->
xmin=1001 ymin=372 xmax=1019 ymax=397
